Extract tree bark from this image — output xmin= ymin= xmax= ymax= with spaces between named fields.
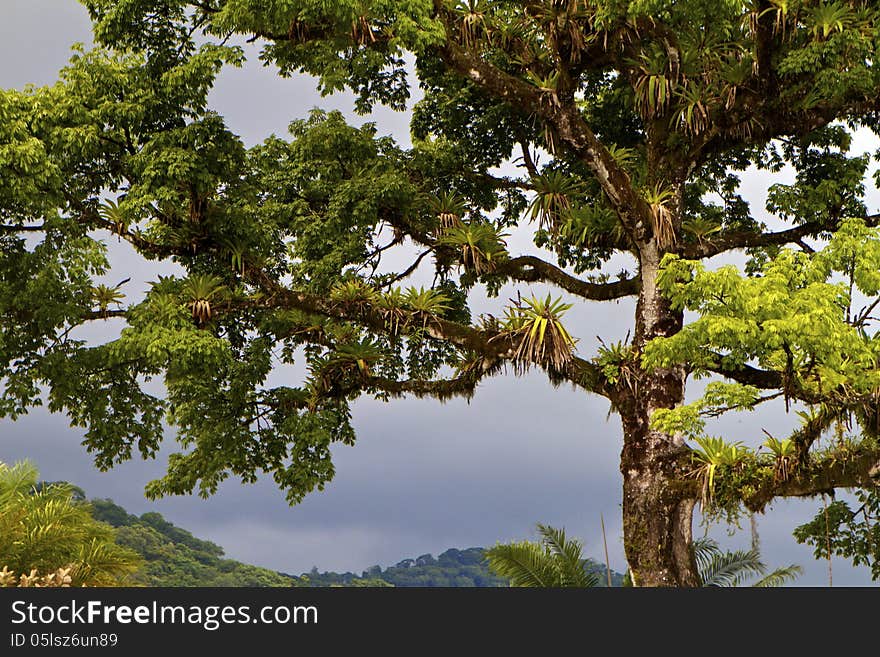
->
xmin=616 ymin=239 xmax=701 ymax=586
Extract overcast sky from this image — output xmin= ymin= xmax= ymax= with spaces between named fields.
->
xmin=2 ymin=1 xmax=878 ymax=586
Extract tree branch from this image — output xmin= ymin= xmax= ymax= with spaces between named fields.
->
xmin=244 ymin=266 xmax=609 ymax=396
xmin=704 ymin=356 xmax=783 ymax=389
xmin=0 ymin=224 xmax=46 ymax=232
xmin=360 ymin=373 xmax=483 ymax=402
xmin=673 ymin=445 xmax=880 ymax=513
xmin=495 ymin=255 xmax=639 ymax=300
xmin=436 ymin=42 xmax=652 ymax=243
xmin=744 ymin=449 xmax=880 ymax=512
xmin=678 ymin=214 xmax=880 ymax=259
xmin=81 ymin=310 xmax=128 ymax=321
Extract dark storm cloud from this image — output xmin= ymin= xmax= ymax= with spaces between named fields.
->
xmin=2 ymin=378 xmax=627 ymax=575
xmin=1 ymin=1 xmax=876 ymax=586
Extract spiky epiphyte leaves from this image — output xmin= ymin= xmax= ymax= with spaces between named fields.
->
xmin=682 ymin=217 xmax=722 ymax=245
xmin=181 ymin=274 xmax=227 ymax=326
xmin=674 ymin=85 xmax=711 ymax=136
xmin=762 ymin=435 xmax=796 ymax=482
xmin=605 ymin=144 xmax=639 ymax=173
xmin=428 ymin=191 xmax=468 ymax=231
xmin=97 ymin=198 xmax=128 ymax=239
xmin=453 ymin=346 xmax=501 ymax=382
xmin=688 ymin=436 xmax=749 ymax=509
xmin=218 ymin=236 xmax=252 ymax=275
xmin=808 ymin=2 xmax=854 ymax=41
xmin=694 ymin=537 xmax=802 ymax=587
xmin=306 ymin=338 xmax=387 ymax=409
xmin=642 ymin=183 xmax=677 ymax=249
xmin=524 ymin=70 xmax=560 ymax=94
xmin=375 ymin=287 xmax=407 ymax=335
xmin=485 ymin=523 xmax=599 ymax=588
xmin=402 ymin=286 xmax=451 ymax=317
xmin=503 ymin=294 xmax=577 ymax=371
xmin=368 ymin=286 xmax=452 ymax=335
xmin=436 ymin=223 xmax=509 ymax=275
xmin=630 ymin=46 xmax=672 ymax=120
xmin=327 ymin=338 xmax=386 ymax=379
xmin=595 ymin=337 xmax=637 ymax=391
xmin=527 ymin=171 xmax=583 ymax=234
xmin=559 ymin=204 xmax=626 ymax=249
xmin=329 ymin=279 xmax=380 ymax=309
xmin=90 ymin=283 xmax=126 ymax=317
xmin=455 ymin=0 xmax=490 ymax=49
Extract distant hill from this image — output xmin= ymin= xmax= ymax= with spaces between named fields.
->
xmin=87 ymin=496 xmax=625 ymax=587
xmin=301 ymin=548 xmax=625 ymax=587
xmin=297 ymin=548 xmax=509 ymax=587
xmin=90 ymin=498 xmax=297 ymax=587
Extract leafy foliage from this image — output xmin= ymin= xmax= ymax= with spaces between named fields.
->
xmin=0 ymin=461 xmax=141 ymax=586
xmin=793 ymin=489 xmax=880 ymax=580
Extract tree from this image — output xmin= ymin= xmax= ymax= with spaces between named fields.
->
xmin=2 ymin=0 xmax=880 ymax=586
xmin=0 ymin=461 xmax=142 ymax=586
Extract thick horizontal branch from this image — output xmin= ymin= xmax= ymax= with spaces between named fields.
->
xmin=704 ymin=356 xmax=782 ymax=389
xmin=246 ymin=267 xmax=609 ymax=397
xmin=704 ymin=94 xmax=880 ymax=163
xmin=678 ymin=223 xmax=823 ymax=259
xmin=745 ymin=449 xmax=880 ymax=512
xmin=271 ymin=373 xmax=488 ymax=409
xmin=678 ymin=214 xmax=880 ymax=259
xmin=0 ymin=224 xmax=46 ymax=232
xmin=360 ymin=373 xmax=482 ymax=402
xmin=496 ymin=255 xmax=639 ymax=300
xmin=673 ymin=446 xmax=880 ymax=513
xmin=81 ymin=310 xmax=128 ymax=321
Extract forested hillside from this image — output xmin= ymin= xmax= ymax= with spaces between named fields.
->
xmin=90 ymin=499 xmax=296 ymax=587
xmin=90 ymin=497 xmax=624 ymax=586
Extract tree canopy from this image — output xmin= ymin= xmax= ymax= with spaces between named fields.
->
xmin=3 ymin=0 xmax=880 ymax=585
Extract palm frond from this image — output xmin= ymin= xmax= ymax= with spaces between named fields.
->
xmin=693 ymin=536 xmax=723 ymax=576
xmin=484 ymin=541 xmax=559 ymax=587
xmin=536 ymin=523 xmax=598 ymax=587
xmin=751 ymin=565 xmax=803 ymax=587
xmin=699 ymin=546 xmax=766 ymax=587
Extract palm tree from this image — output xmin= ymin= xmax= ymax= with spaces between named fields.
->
xmin=487 ymin=523 xmax=802 ymax=587
xmin=484 ymin=523 xmax=599 ymax=587
xmin=0 ymin=460 xmax=142 ymax=587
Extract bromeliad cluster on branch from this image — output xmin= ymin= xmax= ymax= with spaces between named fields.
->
xmin=3 ymin=0 xmax=880 ymax=586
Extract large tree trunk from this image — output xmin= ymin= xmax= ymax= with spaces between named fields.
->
xmin=616 ymin=241 xmax=700 ymax=586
